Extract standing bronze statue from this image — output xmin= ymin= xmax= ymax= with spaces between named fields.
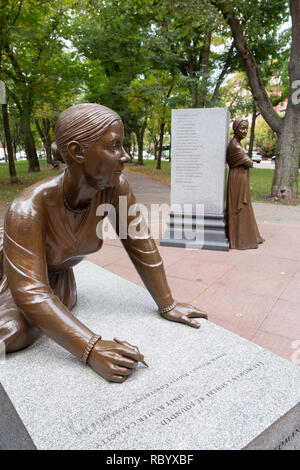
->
xmin=0 ymin=103 xmax=207 ymax=383
xmin=226 ymin=118 xmax=264 ymax=250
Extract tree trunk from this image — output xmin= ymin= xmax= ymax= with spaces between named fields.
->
xmin=123 ymin=126 xmax=132 ymax=156
xmin=271 ymin=103 xmax=300 ymax=199
xmin=35 ymin=118 xmax=53 ymax=165
xmin=133 ymin=116 xmax=147 ymax=166
xmin=199 ymin=29 xmax=212 ymax=107
xmin=153 ymin=137 xmax=159 ymax=160
xmin=190 ymin=82 xmax=198 ymax=108
xmin=12 ymin=139 xmax=17 ymax=161
xmin=2 ymin=104 xmax=19 ymax=184
xmin=156 ymin=121 xmax=165 ymax=170
xmin=211 ymin=0 xmax=300 ymax=200
xmin=136 ymin=134 xmax=144 ymax=165
xmin=43 ymin=118 xmax=53 ymax=166
xmin=20 ymin=107 xmax=40 ymax=172
xmin=271 ymin=0 xmax=300 ymax=199
xmin=248 ymin=103 xmax=257 ymax=159
xmin=12 ymin=121 xmax=20 ymax=161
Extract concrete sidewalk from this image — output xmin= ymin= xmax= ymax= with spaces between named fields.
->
xmin=87 ymin=173 xmax=300 ymax=364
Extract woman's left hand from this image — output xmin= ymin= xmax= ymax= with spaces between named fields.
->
xmin=160 ymin=302 xmax=208 ymax=328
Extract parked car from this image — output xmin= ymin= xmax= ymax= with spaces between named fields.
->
xmin=38 ymin=149 xmax=46 ymax=158
xmin=131 ymin=151 xmax=153 ymax=159
xmin=252 ymin=151 xmax=262 ymax=164
xmin=143 ymin=151 xmax=153 ymax=159
xmin=16 ymin=151 xmax=27 ymax=160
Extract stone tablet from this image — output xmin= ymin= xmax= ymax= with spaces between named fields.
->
xmin=161 ymin=108 xmax=229 ymax=251
xmin=0 ymin=261 xmax=300 ymax=450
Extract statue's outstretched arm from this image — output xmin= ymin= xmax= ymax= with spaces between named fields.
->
xmin=112 ymin=177 xmax=207 ymax=328
xmin=4 ymin=209 xmax=144 ymax=382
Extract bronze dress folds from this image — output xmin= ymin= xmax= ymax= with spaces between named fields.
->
xmin=0 ymin=172 xmax=174 ymax=357
xmin=226 ymin=137 xmax=264 ymax=250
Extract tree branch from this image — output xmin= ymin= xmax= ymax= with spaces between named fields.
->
xmin=4 ymin=43 xmax=26 ymax=82
xmin=35 ymin=119 xmax=45 ymax=141
xmin=6 ymin=0 xmax=24 ymax=34
xmin=211 ymin=42 xmax=234 ymax=104
xmin=4 ymin=84 xmax=22 ymax=111
xmin=210 ymin=0 xmax=282 ymax=134
xmin=0 ymin=66 xmax=19 ymax=83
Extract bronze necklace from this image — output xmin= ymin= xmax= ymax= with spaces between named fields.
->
xmin=63 ymin=192 xmax=91 ymax=214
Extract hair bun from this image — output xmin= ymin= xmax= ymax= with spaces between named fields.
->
xmin=51 ymin=142 xmax=64 ymax=162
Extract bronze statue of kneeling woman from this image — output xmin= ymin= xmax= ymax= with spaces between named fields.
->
xmin=0 ymin=103 xmax=207 ymax=382
xmin=226 ymin=118 xmax=264 ymax=250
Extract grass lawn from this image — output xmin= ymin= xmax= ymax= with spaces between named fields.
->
xmin=0 ymin=159 xmax=64 ymax=202
xmin=126 ymin=159 xmax=300 ymax=204
xmin=1 ymin=158 xmax=299 ymax=204
xmin=125 ymin=158 xmax=171 ymax=186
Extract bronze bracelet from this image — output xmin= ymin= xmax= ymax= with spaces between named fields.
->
xmin=158 ymin=301 xmax=177 ymax=315
xmin=81 ymin=334 xmax=102 ymax=364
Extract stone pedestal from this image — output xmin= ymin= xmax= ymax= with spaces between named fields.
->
xmin=161 ymin=108 xmax=229 ymax=251
xmin=1 ymin=261 xmax=300 ymax=450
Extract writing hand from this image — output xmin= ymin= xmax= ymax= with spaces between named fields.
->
xmin=88 ymin=338 xmax=146 ymax=383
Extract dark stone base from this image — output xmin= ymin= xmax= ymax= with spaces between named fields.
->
xmin=160 ymin=212 xmax=229 ymax=252
xmin=0 ymin=382 xmax=36 ymax=450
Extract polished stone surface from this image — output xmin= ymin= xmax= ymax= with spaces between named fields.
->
xmin=161 ymin=108 xmax=230 ymax=250
xmin=0 ymin=261 xmax=300 ymax=450
xmin=169 ymin=108 xmax=229 ymax=215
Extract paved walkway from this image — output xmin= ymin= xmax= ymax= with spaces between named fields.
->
xmin=87 ymin=172 xmax=300 ymax=364
xmin=0 ymin=174 xmax=299 ymax=364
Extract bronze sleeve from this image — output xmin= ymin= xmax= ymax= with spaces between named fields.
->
xmin=3 ymin=209 xmax=94 ymax=358
xmin=112 ymin=178 xmax=175 ymax=310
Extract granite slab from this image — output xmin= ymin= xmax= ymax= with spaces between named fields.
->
xmin=0 ymin=261 xmax=299 ymax=450
xmin=161 ymin=108 xmax=229 ymax=250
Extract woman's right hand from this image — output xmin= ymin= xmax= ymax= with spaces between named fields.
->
xmin=87 ymin=338 xmax=145 ymax=383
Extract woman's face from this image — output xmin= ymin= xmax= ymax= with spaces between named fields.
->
xmin=235 ymin=121 xmax=249 ymax=140
xmin=82 ymin=120 xmax=131 ymax=189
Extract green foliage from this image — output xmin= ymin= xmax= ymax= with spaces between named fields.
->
xmin=0 ymin=159 xmax=63 ymax=201
xmin=254 ymin=117 xmax=277 ymax=157
xmin=146 ymin=0 xmax=234 ymax=107
xmin=213 ymin=1 xmax=291 ymax=108
xmin=219 ymin=72 xmax=253 ymax=117
xmin=0 ymin=0 xmax=86 ymax=171
xmin=71 ymin=0 xmax=153 ymax=122
xmin=0 ymin=0 xmax=294 ymax=192
xmin=126 ymin=162 xmax=300 ymax=203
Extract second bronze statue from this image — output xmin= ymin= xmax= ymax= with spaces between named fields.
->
xmin=226 ymin=118 xmax=264 ymax=250
xmin=0 ymin=103 xmax=207 ymax=383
